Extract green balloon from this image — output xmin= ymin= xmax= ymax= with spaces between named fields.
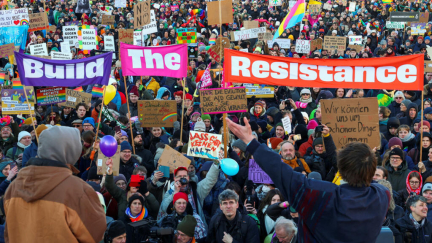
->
xmin=90 ymin=1 xmax=93 ymax=4
xmin=377 ymin=94 xmax=392 ymax=107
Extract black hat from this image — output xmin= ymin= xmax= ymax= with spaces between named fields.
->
xmin=107 ymin=221 xmax=126 ymax=239
xmin=87 ymin=166 xmax=102 ymax=181
xmin=249 ymin=121 xmax=259 ymax=131
xmin=404 ymin=90 xmax=416 ymax=97
xmin=128 ymin=194 xmax=145 ymax=208
xmin=389 ymin=148 xmax=404 ymax=159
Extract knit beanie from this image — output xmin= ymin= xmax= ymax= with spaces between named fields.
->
xmin=313 ymin=137 xmax=323 ymax=147
xmin=393 ymin=91 xmax=405 ymax=100
xmin=254 ymin=100 xmax=265 ymax=108
xmin=269 ymin=137 xmax=283 ymax=150
xmin=201 ymin=114 xmax=211 ymax=121
xmin=300 ymin=88 xmax=311 ymax=95
xmin=401 ymin=99 xmax=412 ymax=107
xmin=422 ymin=121 xmax=431 ymax=129
xmin=194 ymin=118 xmax=206 ymax=132
xmin=128 ymin=194 xmax=144 ymax=208
xmin=388 ymin=137 xmax=403 ymax=149
xmin=389 ymin=148 xmax=404 ymax=160
xmin=114 ymin=174 xmax=127 ymax=184
xmin=35 ymin=124 xmax=48 ymax=137
xmin=24 ymin=117 xmax=35 ymax=125
xmin=87 ymin=166 xmax=102 ymax=181
xmin=249 ymin=121 xmax=259 ymax=131
xmin=173 ymin=192 xmax=188 ymax=204
xmin=0 ymin=161 xmax=12 ymax=177
xmin=307 ymin=120 xmax=318 ymax=130
xmin=120 ymin=141 xmax=132 ymax=152
xmin=107 ymin=221 xmax=126 ymax=239
xmin=121 ymin=130 xmax=128 ymax=138
xmin=18 ymin=131 xmax=31 ymax=142
xmin=232 ymin=139 xmax=247 ymax=152
xmin=130 ymin=86 xmax=139 ymax=96
xmin=82 ymin=117 xmax=95 ymax=128
xmin=177 ymin=215 xmax=197 ymax=237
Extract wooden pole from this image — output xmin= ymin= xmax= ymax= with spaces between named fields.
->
xmin=95 ymin=86 xmax=106 ymax=138
xmin=123 ymin=76 xmax=136 ymax=154
xmin=218 ymin=24 xmax=228 ymax=158
xmin=180 ymin=78 xmax=186 ymax=143
xmin=421 ymin=90 xmax=425 ymax=162
xmin=23 ymin=86 xmax=38 ymax=143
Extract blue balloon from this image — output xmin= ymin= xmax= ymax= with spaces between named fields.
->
xmin=100 ymin=135 xmax=117 ymax=157
xmin=220 ymin=158 xmax=239 ymax=176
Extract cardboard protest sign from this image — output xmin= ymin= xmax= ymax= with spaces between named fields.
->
xmin=243 ymin=83 xmax=274 ymax=98
xmin=48 ymin=25 xmax=57 ymax=33
xmin=386 ymin=21 xmax=405 ymax=29
xmin=51 ymin=51 xmax=72 ymax=60
xmin=323 ymin=36 xmax=346 ymax=53
xmin=142 ymin=10 xmax=157 ymax=35
xmin=158 ymin=145 xmax=191 ymax=173
xmin=29 ymin=13 xmax=49 ymax=32
xmin=425 ymin=61 xmax=432 ymax=72
xmin=36 ymin=87 xmax=66 ymax=106
xmin=309 ymin=4 xmax=321 ymax=14
xmin=1 ymin=87 xmax=35 ymax=114
xmin=233 ymin=27 xmax=266 ymax=41
xmin=295 ymin=40 xmax=310 ymax=54
xmin=176 ymin=27 xmax=197 ymax=44
xmin=267 ymin=39 xmax=291 ymax=49
xmin=244 ymin=21 xmax=259 ymax=29
xmin=102 ymin=15 xmax=115 ymax=25
xmin=411 ymin=23 xmax=426 ymax=35
xmin=0 ymin=8 xmax=29 ymax=27
xmin=310 ymin=38 xmax=323 ymax=51
xmin=64 ymin=88 xmax=92 ymax=108
xmin=134 ymin=0 xmax=151 ymax=27
xmin=258 ymin=32 xmax=273 ymax=41
xmin=348 ymin=45 xmax=362 ymax=53
xmin=0 ymin=43 xmax=14 ymax=58
xmin=97 ymin=145 xmax=120 ymax=175
xmin=207 ymin=0 xmax=233 ymax=25
xmin=119 ymin=29 xmax=134 ymax=45
xmin=208 ymin=37 xmax=230 ymax=63
xmin=30 ymin=43 xmax=48 ymax=56
xmin=248 ymin=160 xmax=273 ymax=184
xmin=200 ymin=87 xmax=247 ymax=114
xmin=321 ymin=98 xmax=380 ymax=150
xmin=137 ymin=100 xmax=177 ymax=127
xmin=187 ymin=131 xmax=222 ymax=159
xmin=420 ymin=12 xmax=429 ymax=23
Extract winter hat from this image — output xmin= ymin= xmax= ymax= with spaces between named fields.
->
xmin=201 ymin=114 xmax=211 ymax=121
xmin=254 ymin=100 xmax=265 ymax=108
xmin=300 ymin=88 xmax=311 ymax=95
xmin=307 ymin=120 xmax=318 ymax=130
xmin=38 ymin=126 xmax=82 ymax=165
xmin=249 ymin=121 xmax=259 ymax=131
xmin=120 ymin=141 xmax=132 ymax=152
xmin=82 ymin=117 xmax=95 ymax=128
xmin=108 ymin=78 xmax=117 ymax=86
xmin=130 ymin=86 xmax=139 ymax=97
xmin=35 ymin=124 xmax=48 ymax=137
xmin=232 ymin=139 xmax=247 ymax=152
xmin=121 ymin=130 xmax=128 ymax=138
xmin=106 ymin=221 xmax=126 ymax=239
xmin=308 ymin=171 xmax=322 ymax=180
xmin=191 ymin=112 xmax=201 ymax=118
xmin=173 ymin=192 xmax=188 ymax=204
xmin=257 ymin=121 xmax=268 ymax=131
xmin=315 ymin=90 xmax=334 ymax=104
xmin=332 ymin=30 xmax=337 ymax=34
xmin=389 ymin=147 xmax=404 ymax=160
xmin=185 ymin=93 xmax=193 ymax=101
xmin=0 ymin=161 xmax=12 ymax=177
xmin=313 ymin=137 xmax=323 ymax=147
xmin=422 ymin=121 xmax=431 ymax=129
xmin=87 ymin=181 xmax=101 ymax=192
xmin=380 ymin=40 xmax=387 ymax=45
xmin=301 ymin=112 xmax=309 ymax=122
xmin=426 ymin=36 xmax=431 ymax=41
xmin=394 ymin=91 xmax=405 ymax=100
xmin=177 ymin=215 xmax=197 ymax=237
xmin=388 ymin=137 xmax=403 ymax=149
xmin=114 ymin=174 xmax=127 ymax=184
xmin=24 ymin=117 xmax=35 ymax=125
xmin=194 ymin=117 xmax=206 ymax=132
xmin=423 ymin=182 xmax=432 ymax=194
xmin=174 ymin=166 xmax=188 ymax=176
xmin=269 ymin=137 xmax=283 ymax=149
xmin=128 ymin=194 xmax=145 ymax=208
xmin=87 ymin=166 xmax=102 ymax=181
xmin=401 ymin=99 xmax=412 ymax=107
xmin=425 ymin=107 xmax=432 ymax=115
xmin=18 ymin=131 xmax=31 ymax=142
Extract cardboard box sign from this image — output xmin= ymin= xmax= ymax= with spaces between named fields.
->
xmin=321 ymin=98 xmax=380 ymax=150
xmin=137 ymin=100 xmax=177 ymax=127
xmin=63 ymin=88 xmax=92 ymax=108
xmin=200 ymin=87 xmax=247 ymax=114
xmin=97 ymin=146 xmax=120 ymax=175
xmin=207 ymin=0 xmax=233 ymax=25
xmin=157 ymin=145 xmax=191 ymax=173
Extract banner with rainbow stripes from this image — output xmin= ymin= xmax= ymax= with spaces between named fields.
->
xmin=91 ymin=86 xmax=104 ymax=98
xmin=36 ymin=87 xmax=66 ymax=106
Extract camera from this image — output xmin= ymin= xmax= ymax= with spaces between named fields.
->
xmin=245 ymin=180 xmax=254 ymax=206
xmin=179 ymin=178 xmax=188 ymax=186
xmin=315 ymin=125 xmax=324 ymax=133
xmin=129 ymin=219 xmax=174 ymax=243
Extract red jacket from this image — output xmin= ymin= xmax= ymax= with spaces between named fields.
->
xmin=299 ymin=135 xmax=314 ymax=157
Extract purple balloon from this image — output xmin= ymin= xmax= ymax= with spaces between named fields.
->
xmin=100 ymin=135 xmax=117 ymax=157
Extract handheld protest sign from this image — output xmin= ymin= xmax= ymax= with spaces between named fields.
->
xmin=200 ymin=87 xmax=247 ymax=114
xmin=157 ymin=145 xmax=191 ymax=173
xmin=97 ymin=145 xmax=121 ymax=175
xmin=187 ymin=131 xmax=222 ymax=159
xmin=138 ymin=100 xmax=177 ymax=127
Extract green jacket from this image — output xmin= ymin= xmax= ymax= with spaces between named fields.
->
xmin=386 ymin=159 xmax=411 ymax=192
xmin=0 ymin=122 xmax=19 ymax=154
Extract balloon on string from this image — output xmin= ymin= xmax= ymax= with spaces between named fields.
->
xmin=99 ymin=135 xmax=117 ymax=157
xmin=104 ymin=84 xmax=117 ymax=105
xmin=220 ymin=158 xmax=239 ymax=176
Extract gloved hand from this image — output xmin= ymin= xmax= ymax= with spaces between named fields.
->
xmin=109 ymin=121 xmax=117 ymax=128
xmin=139 ymin=84 xmax=144 ymax=91
xmin=151 ymin=137 xmax=161 ymax=143
xmin=138 ymin=179 xmax=149 ymax=196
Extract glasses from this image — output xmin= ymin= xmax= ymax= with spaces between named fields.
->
xmin=395 ymin=97 xmax=403 ymax=99
xmin=83 ymin=125 xmax=93 ymax=128
xmin=73 ymin=125 xmax=82 ymax=127
xmin=390 ymin=157 xmax=401 ymax=161
xmin=409 ymin=181 xmax=420 ymax=185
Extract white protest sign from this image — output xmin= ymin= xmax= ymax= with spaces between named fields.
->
xmin=282 ymin=116 xmax=292 ymax=134
xmin=233 ymin=27 xmax=266 ymax=41
xmin=104 ymin=35 xmax=116 ymax=59
xmin=187 ymin=131 xmax=222 ymax=159
xmin=60 ymin=41 xmax=71 ymax=54
xmin=386 ymin=21 xmax=405 ymax=29
xmin=62 ymin=26 xmax=79 ymax=46
xmin=30 ymin=43 xmax=48 ymax=56
xmin=295 ymin=40 xmax=310 ymax=54
xmin=133 ymin=30 xmax=142 ymax=46
xmin=0 ymin=8 xmax=29 ymax=27
xmin=267 ymin=39 xmax=291 ymax=49
xmin=348 ymin=35 xmax=362 ymax=45
xmin=81 ymin=28 xmax=97 ymax=50
xmin=349 ymin=2 xmax=356 ymax=11
xmin=269 ymin=0 xmax=282 ymax=6
xmin=51 ymin=51 xmax=72 ymax=60
xmin=115 ymin=0 xmax=126 ymax=8
xmin=289 ymin=1 xmax=295 ymax=8
xmin=142 ymin=10 xmax=157 ymax=35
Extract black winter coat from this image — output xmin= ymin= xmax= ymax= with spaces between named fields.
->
xmin=396 ymin=213 xmax=432 ymax=243
xmin=119 ymin=156 xmax=141 ymax=182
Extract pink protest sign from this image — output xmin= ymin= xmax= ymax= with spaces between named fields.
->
xmin=200 ymin=63 xmax=212 ymax=88
xmin=248 ymin=159 xmax=273 ymax=184
xmin=120 ymin=42 xmax=188 ymax=78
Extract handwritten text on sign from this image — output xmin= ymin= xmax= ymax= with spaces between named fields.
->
xmin=187 ymin=131 xmax=222 ymax=159
xmin=200 ymin=87 xmax=247 ymax=114
xmin=138 ymin=100 xmax=177 ymax=127
xmin=321 ymin=98 xmax=380 ymax=149
xmin=248 ymin=159 xmax=273 ymax=184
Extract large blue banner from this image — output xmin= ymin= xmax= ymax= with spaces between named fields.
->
xmin=0 ymin=25 xmax=29 ymax=50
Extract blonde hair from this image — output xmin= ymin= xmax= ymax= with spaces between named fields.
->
xmin=377 ymin=179 xmax=395 ymax=211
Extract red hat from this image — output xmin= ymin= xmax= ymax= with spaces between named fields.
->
xmin=129 ymin=175 xmax=145 ymax=188
xmin=174 ymin=166 xmax=188 ymax=176
xmin=418 ymin=36 xmax=424 ymax=40
xmin=268 ymin=137 xmax=283 ymax=150
xmin=173 ymin=192 xmax=188 ymax=204
xmin=174 ymin=91 xmax=183 ymax=97
xmin=422 ymin=120 xmax=431 ymax=129
xmin=130 ymin=85 xmax=139 ymax=96
xmin=185 ymin=93 xmax=193 ymax=101
xmin=187 ymin=66 xmax=193 ymax=71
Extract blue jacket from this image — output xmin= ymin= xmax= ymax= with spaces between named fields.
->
xmin=22 ymin=142 xmax=38 ymax=167
xmin=112 ymin=92 xmax=122 ymax=111
xmin=247 ymin=139 xmax=390 ymax=242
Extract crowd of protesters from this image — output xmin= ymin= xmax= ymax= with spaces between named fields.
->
xmin=3 ymin=0 xmax=432 ymax=242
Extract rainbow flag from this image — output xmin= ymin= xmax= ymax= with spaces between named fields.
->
xmin=74 ymin=86 xmax=84 ymax=92
xmin=382 ymin=0 xmax=392 ymax=3
xmin=0 ymin=73 xmax=4 ymax=84
xmin=12 ymin=79 xmax=23 ymax=89
xmin=92 ymin=86 xmax=104 ymax=97
xmin=274 ymin=0 xmax=305 ymax=39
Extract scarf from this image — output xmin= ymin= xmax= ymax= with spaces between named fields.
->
xmin=400 ymin=132 xmax=415 ymax=143
xmin=295 ymin=101 xmax=308 ymax=109
xmin=101 ymin=107 xmax=127 ymax=129
xmin=125 ymin=206 xmax=148 ymax=222
xmin=410 ymin=213 xmax=425 ymax=230
xmin=299 ymin=96 xmax=312 ymax=103
xmin=254 ymin=111 xmax=261 ymax=118
xmin=263 ymin=205 xmax=276 ymax=235
xmin=406 ymin=171 xmax=423 ymax=195
xmin=17 ymin=141 xmax=31 ymax=149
